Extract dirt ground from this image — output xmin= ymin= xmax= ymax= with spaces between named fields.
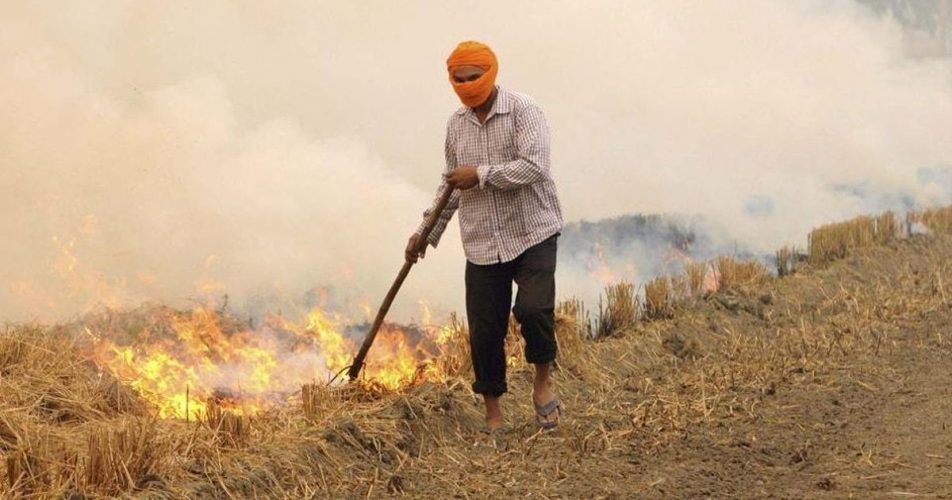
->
xmin=380 ymin=235 xmax=952 ymax=499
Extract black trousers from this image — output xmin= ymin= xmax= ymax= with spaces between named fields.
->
xmin=465 ymin=234 xmax=558 ymax=397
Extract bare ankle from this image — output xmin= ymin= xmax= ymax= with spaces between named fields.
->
xmin=483 ymin=395 xmax=503 ymax=419
xmin=533 ymin=362 xmax=552 ymax=393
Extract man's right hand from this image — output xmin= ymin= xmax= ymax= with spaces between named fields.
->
xmin=405 ymin=234 xmax=426 ymax=263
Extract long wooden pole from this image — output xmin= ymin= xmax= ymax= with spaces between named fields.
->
xmin=348 ymin=186 xmax=455 ymax=381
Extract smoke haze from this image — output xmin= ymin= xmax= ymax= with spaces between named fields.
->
xmin=2 ymin=1 xmax=952 ymax=322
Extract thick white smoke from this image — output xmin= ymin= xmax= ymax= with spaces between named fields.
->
xmin=2 ymin=1 xmax=951 ymax=322
xmin=0 ymin=50 xmax=446 ymax=321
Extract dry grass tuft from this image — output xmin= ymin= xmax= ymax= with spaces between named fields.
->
xmin=875 ymin=212 xmax=899 ymax=244
xmin=0 ymin=324 xmax=65 ymax=372
xmin=807 ymin=212 xmax=907 ymax=265
xmin=5 ymin=430 xmax=76 ymax=497
xmin=556 ymin=298 xmax=591 ymax=340
xmin=205 ymin=400 xmax=251 ymax=447
xmin=0 ymin=413 xmax=23 ymax=452
xmin=683 ymin=261 xmax=709 ymax=297
xmin=95 ymin=372 xmax=149 ymax=416
xmin=775 ymin=246 xmax=799 ymax=277
xmin=908 ymin=205 xmax=952 ymax=235
xmin=555 ymin=298 xmax=591 ymax=373
xmin=301 ymin=383 xmax=327 ymax=423
xmin=808 ymin=216 xmax=873 ymax=264
xmin=435 ymin=312 xmax=471 ymax=378
xmin=595 ymin=282 xmax=639 ymax=339
xmin=714 ymin=256 xmax=770 ymax=291
xmin=807 ymin=211 xmax=903 ymax=266
xmin=84 ymin=419 xmax=164 ymax=495
xmin=644 ymin=277 xmax=675 ymax=321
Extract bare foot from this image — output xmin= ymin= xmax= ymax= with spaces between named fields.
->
xmin=485 ymin=413 xmax=505 ymax=430
xmin=483 ymin=395 xmax=505 ymax=431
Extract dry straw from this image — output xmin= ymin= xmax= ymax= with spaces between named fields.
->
xmin=301 ymin=382 xmax=327 ymax=423
xmin=555 ymin=298 xmax=592 ymax=374
xmin=775 ymin=246 xmax=798 ymax=277
xmin=874 ymin=212 xmax=899 ymax=244
xmin=683 ymin=261 xmax=709 ymax=297
xmin=908 ymin=205 xmax=952 ymax=235
xmin=808 ymin=211 xmax=899 ymax=265
xmin=506 ymin=314 xmax=527 ymax=369
xmin=84 ymin=419 xmax=163 ymax=495
xmin=808 ymin=216 xmax=873 ymax=264
xmin=713 ymin=256 xmax=770 ymax=291
xmin=644 ymin=276 xmax=674 ymax=320
xmin=5 ymin=429 xmax=73 ymax=496
xmin=430 ymin=312 xmax=471 ymax=379
xmin=6 ymin=204 xmax=952 ymax=497
xmin=205 ymin=399 xmax=251 ymax=447
xmin=595 ymin=282 xmax=639 ymax=339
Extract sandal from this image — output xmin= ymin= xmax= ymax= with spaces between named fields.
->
xmin=479 ymin=424 xmax=509 ymax=436
xmin=534 ymin=397 xmax=561 ymax=430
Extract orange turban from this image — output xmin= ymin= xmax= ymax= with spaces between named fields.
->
xmin=446 ymin=41 xmax=498 ymax=108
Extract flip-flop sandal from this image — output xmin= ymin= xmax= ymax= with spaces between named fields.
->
xmin=534 ymin=397 xmax=561 ymax=430
xmin=479 ymin=424 xmax=509 ymax=436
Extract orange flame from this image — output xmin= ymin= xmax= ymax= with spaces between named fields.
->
xmin=86 ymin=304 xmax=455 ymax=419
xmin=21 ymin=219 xmax=458 ymax=418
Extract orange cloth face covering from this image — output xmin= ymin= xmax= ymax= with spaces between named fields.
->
xmin=446 ymin=41 xmax=498 ymax=108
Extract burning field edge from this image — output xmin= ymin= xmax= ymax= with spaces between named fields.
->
xmin=3 ymin=205 xmax=952 ymax=498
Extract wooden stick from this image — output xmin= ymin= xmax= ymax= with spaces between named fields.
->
xmin=348 ymin=186 xmax=455 ymax=381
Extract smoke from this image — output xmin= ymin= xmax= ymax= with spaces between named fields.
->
xmin=2 ymin=1 xmax=952 ymax=322
xmin=0 ymin=66 xmax=451 ymax=321
xmin=0 ymin=39 xmax=447 ymax=321
xmin=543 ymin=1 xmax=952 ymax=242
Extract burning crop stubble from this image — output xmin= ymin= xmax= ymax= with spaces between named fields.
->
xmin=74 ymin=304 xmax=462 ymax=420
xmin=3 ymin=2 xmax=952 ymax=496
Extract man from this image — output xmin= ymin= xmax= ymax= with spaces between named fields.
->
xmin=406 ymin=41 xmax=564 ymax=432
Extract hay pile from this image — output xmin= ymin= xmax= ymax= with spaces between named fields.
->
xmin=2 ymin=204 xmax=952 ymax=497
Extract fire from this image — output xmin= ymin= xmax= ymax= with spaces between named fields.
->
xmin=9 ymin=214 xmax=145 ymax=320
xmin=85 ymin=304 xmax=454 ymax=419
xmin=587 ymin=242 xmax=619 ymax=284
xmin=23 ymin=217 xmax=458 ymax=419
xmin=587 ymin=242 xmax=640 ymax=285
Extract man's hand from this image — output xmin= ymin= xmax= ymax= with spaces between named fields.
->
xmin=405 ymin=234 xmax=427 ymax=263
xmin=444 ymin=166 xmax=480 ymax=190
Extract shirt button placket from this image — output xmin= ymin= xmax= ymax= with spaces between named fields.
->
xmin=483 ymin=122 xmax=502 ymax=263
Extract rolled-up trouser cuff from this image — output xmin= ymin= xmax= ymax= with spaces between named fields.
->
xmin=472 ymin=379 xmax=507 ymax=397
xmin=525 ymin=347 xmax=557 ymax=365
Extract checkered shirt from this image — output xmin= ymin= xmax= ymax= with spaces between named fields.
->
xmin=415 ymin=86 xmax=564 ymax=265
